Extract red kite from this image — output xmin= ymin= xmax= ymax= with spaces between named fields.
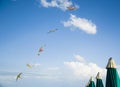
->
xmin=38 ymin=45 xmax=46 ymax=56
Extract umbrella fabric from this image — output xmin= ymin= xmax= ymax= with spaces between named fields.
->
xmin=106 ymin=58 xmax=120 ymax=87
xmin=96 ymin=79 xmax=104 ymax=87
xmin=106 ymin=68 xmax=120 ymax=87
xmin=89 ymin=77 xmax=95 ymax=87
xmin=89 ymin=81 xmax=95 ymax=87
xmin=96 ymin=72 xmax=104 ymax=87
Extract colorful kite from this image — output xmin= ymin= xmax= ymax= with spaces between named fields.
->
xmin=67 ymin=6 xmax=77 ymax=10
xmin=38 ymin=45 xmax=46 ymax=56
xmin=16 ymin=72 xmax=22 ymax=81
xmin=47 ymin=29 xmax=58 ymax=33
xmin=26 ymin=64 xmax=33 ymax=68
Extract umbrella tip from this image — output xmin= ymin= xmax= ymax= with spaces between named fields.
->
xmin=96 ymin=72 xmax=102 ymax=79
xmin=109 ymin=57 xmax=113 ymax=61
xmin=86 ymin=81 xmax=90 ymax=87
xmin=89 ymin=76 xmax=94 ymax=81
xmin=106 ymin=57 xmax=116 ymax=69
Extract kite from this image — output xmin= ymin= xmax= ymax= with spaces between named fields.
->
xmin=26 ymin=64 xmax=33 ymax=68
xmin=67 ymin=6 xmax=77 ymax=10
xmin=16 ymin=72 xmax=22 ymax=81
xmin=38 ymin=47 xmax=44 ymax=56
xmin=38 ymin=45 xmax=46 ymax=56
xmin=47 ymin=29 xmax=58 ymax=33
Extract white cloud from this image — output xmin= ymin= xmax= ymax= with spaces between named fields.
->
xmin=23 ymin=66 xmax=61 ymax=80
xmin=0 ymin=75 xmax=15 ymax=81
xmin=33 ymin=63 xmax=41 ymax=67
xmin=40 ymin=0 xmax=79 ymax=11
xmin=63 ymin=14 xmax=97 ymax=34
xmin=40 ymin=0 xmax=58 ymax=7
xmin=47 ymin=67 xmax=59 ymax=70
xmin=64 ymin=54 xmax=105 ymax=79
xmin=0 ymin=71 xmax=18 ymax=85
xmin=74 ymin=54 xmax=86 ymax=63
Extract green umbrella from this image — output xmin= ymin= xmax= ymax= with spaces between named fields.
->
xmin=89 ymin=77 xmax=95 ymax=87
xmin=96 ymin=72 xmax=104 ymax=87
xmin=106 ymin=57 xmax=120 ymax=87
xmin=85 ymin=81 xmax=90 ymax=87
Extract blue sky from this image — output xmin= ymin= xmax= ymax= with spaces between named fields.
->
xmin=0 ymin=0 xmax=120 ymax=87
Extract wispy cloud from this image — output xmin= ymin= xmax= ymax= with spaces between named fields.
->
xmin=0 ymin=71 xmax=18 ymax=85
xmin=74 ymin=54 xmax=86 ymax=63
xmin=64 ymin=54 xmax=105 ymax=79
xmin=39 ymin=0 xmax=79 ymax=11
xmin=22 ymin=66 xmax=61 ymax=79
xmin=33 ymin=63 xmax=42 ymax=67
xmin=0 ymin=67 xmax=61 ymax=83
xmin=1 ymin=59 xmax=119 ymax=86
xmin=63 ymin=14 xmax=97 ymax=34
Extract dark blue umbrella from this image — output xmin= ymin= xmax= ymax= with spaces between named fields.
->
xmin=105 ymin=58 xmax=120 ymax=87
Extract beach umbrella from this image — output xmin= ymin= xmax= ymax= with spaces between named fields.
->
xmin=105 ymin=57 xmax=120 ymax=87
xmin=96 ymin=72 xmax=104 ymax=87
xmin=85 ymin=81 xmax=90 ymax=87
xmin=89 ymin=77 xmax=95 ymax=87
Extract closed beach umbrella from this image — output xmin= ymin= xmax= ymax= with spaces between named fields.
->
xmin=89 ymin=77 xmax=95 ymax=87
xmin=85 ymin=81 xmax=90 ymax=87
xmin=106 ymin=57 xmax=120 ymax=87
xmin=96 ymin=72 xmax=104 ymax=87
